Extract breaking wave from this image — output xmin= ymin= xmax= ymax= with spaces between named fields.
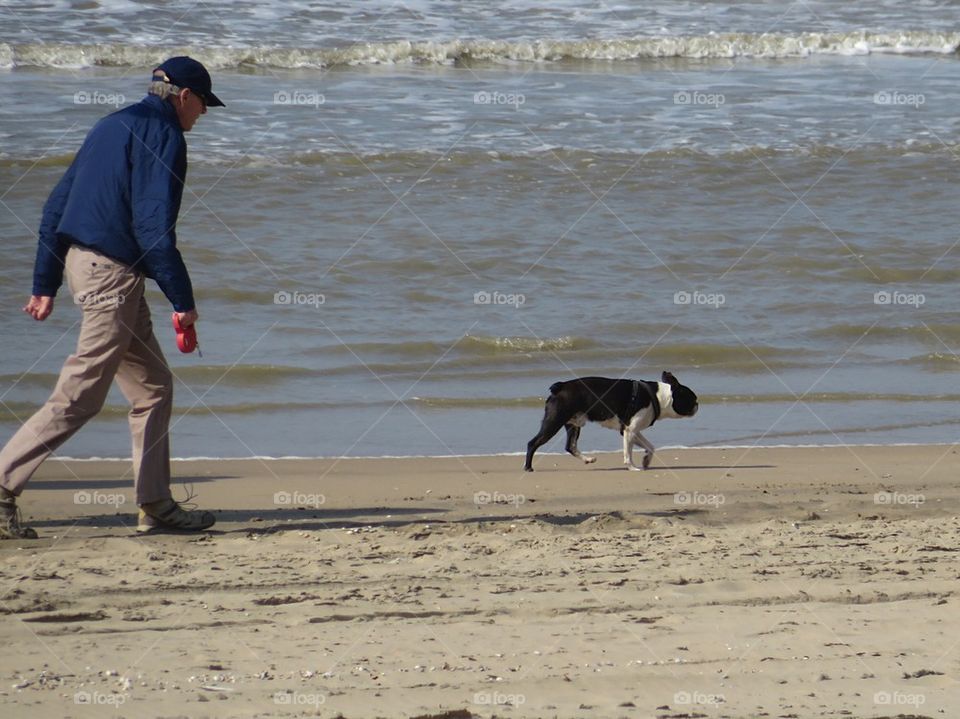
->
xmin=2 ymin=31 xmax=958 ymax=69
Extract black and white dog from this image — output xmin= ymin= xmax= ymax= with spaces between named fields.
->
xmin=524 ymin=372 xmax=698 ymax=472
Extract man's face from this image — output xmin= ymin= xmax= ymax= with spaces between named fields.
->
xmin=174 ymin=88 xmax=206 ymax=132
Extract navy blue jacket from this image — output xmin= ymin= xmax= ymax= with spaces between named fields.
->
xmin=33 ymin=94 xmax=195 ymax=312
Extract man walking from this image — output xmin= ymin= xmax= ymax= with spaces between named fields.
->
xmin=0 ymin=57 xmax=223 ymax=538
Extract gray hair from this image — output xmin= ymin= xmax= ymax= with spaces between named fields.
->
xmin=147 ymin=80 xmax=183 ymax=100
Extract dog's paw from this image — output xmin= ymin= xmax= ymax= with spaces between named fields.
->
xmin=583 ymin=456 xmax=597 ymax=465
xmin=642 ymin=453 xmax=652 ymax=469
xmin=627 ymin=464 xmax=644 ymax=471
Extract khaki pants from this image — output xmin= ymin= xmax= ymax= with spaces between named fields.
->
xmin=0 ymin=246 xmax=174 ymax=504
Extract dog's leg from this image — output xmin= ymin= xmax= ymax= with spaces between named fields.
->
xmin=623 ymin=410 xmax=655 ymax=471
xmin=634 ymin=431 xmax=656 ymax=469
xmin=565 ymin=425 xmax=596 ymax=465
xmin=525 ymin=401 xmax=567 ymax=472
xmin=623 ymin=430 xmax=642 ymax=471
xmin=525 ymin=428 xmax=554 ymax=471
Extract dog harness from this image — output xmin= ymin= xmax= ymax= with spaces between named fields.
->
xmin=631 ymin=380 xmax=661 ymax=426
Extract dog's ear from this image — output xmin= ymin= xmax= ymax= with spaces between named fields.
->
xmin=662 ymin=371 xmax=678 ymax=385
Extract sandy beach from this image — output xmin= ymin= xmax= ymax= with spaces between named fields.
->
xmin=1 ymin=444 xmax=958 ymax=718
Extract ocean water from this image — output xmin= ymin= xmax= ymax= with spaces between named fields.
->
xmin=0 ymin=1 xmax=958 ymax=459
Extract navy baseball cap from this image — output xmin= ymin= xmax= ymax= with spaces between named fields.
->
xmin=153 ymin=56 xmax=225 ymax=107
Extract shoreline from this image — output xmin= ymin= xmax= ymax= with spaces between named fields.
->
xmin=37 ymin=440 xmax=960 ymax=462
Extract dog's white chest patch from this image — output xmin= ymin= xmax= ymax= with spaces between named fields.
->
xmin=656 ymin=382 xmax=679 ymax=419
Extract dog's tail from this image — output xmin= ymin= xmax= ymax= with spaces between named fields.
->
xmin=548 ymin=381 xmax=565 ymax=396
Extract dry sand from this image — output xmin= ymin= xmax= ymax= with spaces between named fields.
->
xmin=1 ymin=444 xmax=958 ymax=718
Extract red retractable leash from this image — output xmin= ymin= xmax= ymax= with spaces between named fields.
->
xmin=172 ymin=313 xmax=201 ymax=357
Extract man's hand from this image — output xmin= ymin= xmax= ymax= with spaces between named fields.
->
xmin=23 ymin=295 xmax=54 ymax=321
xmin=174 ymin=308 xmax=199 ymax=327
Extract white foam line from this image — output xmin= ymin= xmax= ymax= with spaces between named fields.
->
xmin=5 ymin=32 xmax=960 ymax=70
xmin=45 ymin=442 xmax=952 ymax=462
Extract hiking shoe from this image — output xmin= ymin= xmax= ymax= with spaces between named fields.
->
xmin=137 ymin=498 xmax=215 ymax=534
xmin=0 ymin=497 xmax=38 ymax=539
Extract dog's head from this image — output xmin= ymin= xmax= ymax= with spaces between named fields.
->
xmin=660 ymin=371 xmax=698 ymax=418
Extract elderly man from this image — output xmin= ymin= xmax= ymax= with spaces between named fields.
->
xmin=0 ymin=57 xmax=224 ymax=538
